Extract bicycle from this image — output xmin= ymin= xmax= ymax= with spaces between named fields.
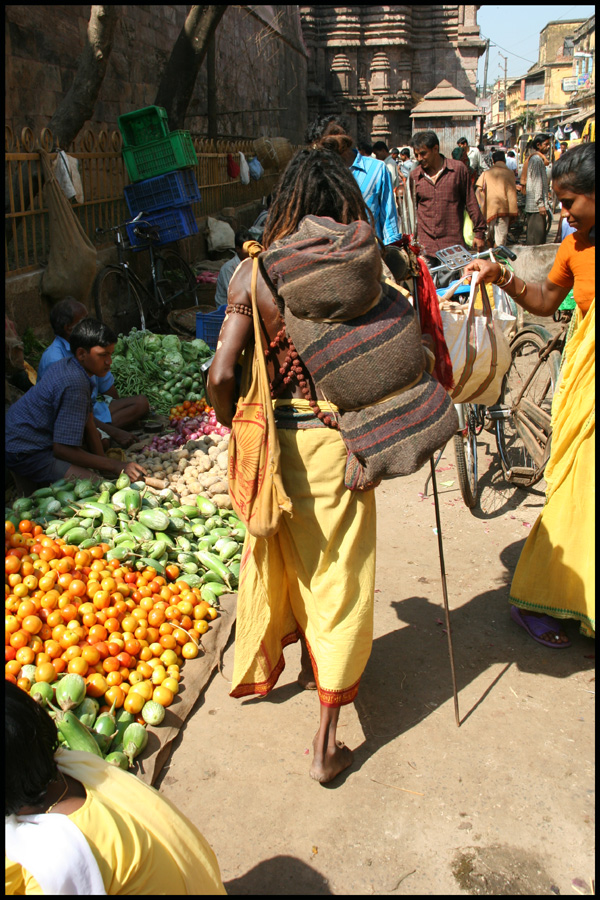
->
xmin=93 ymin=212 xmax=200 ymax=334
xmin=427 ymin=244 xmax=517 ymax=508
xmin=492 ymin=316 xmax=566 ymax=487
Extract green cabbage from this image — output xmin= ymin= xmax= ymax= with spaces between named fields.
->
xmin=143 ymin=333 xmax=162 ymax=353
xmin=163 ymin=350 xmax=185 ymax=369
xmin=161 ymin=334 xmax=181 ymax=352
xmin=191 ymin=339 xmax=212 ymax=359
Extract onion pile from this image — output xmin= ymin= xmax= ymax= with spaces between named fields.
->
xmin=147 ymin=413 xmax=230 ymax=454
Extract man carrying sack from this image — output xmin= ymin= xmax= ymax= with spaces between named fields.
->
xmin=208 ymin=147 xmax=456 ymax=784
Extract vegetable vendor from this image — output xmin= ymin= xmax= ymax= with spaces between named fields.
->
xmin=6 ymin=317 xmax=148 ymax=486
xmin=5 ymin=682 xmax=226 ymax=895
xmin=37 ymin=297 xmax=149 ymax=449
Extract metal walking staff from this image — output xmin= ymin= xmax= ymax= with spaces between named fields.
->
xmin=404 ymin=187 xmax=461 ymax=727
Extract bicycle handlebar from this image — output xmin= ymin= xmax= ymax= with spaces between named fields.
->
xmin=429 ymin=244 xmax=517 ymax=275
xmin=95 ymin=211 xmax=148 ymax=238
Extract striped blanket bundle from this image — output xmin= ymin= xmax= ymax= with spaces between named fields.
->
xmin=261 ymin=216 xmax=458 ymax=486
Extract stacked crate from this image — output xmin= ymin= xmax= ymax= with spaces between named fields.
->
xmin=118 ymin=106 xmax=200 ymax=250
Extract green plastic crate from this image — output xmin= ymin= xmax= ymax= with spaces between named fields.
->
xmin=118 ymin=105 xmax=170 ymax=148
xmin=122 ymin=131 xmax=198 ymax=183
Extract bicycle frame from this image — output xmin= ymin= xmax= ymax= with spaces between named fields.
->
xmin=97 ymin=215 xmax=197 ymax=330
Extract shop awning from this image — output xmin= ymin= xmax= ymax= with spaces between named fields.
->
xmin=558 ymin=106 xmax=593 ymax=127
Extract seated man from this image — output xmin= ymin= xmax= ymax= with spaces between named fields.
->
xmin=6 ymin=317 xmax=148 ymax=486
xmin=214 ymin=228 xmax=252 ymax=307
xmin=37 ymin=297 xmax=149 ymax=449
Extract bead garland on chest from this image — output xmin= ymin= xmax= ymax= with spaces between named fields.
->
xmin=267 ymin=322 xmax=338 ymax=429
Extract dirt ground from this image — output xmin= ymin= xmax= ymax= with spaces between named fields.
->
xmin=156 ymin=365 xmax=595 ymax=895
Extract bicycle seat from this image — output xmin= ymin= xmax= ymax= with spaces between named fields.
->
xmin=133 ymin=224 xmax=160 ymax=242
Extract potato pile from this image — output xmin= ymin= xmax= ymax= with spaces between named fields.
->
xmin=131 ymin=433 xmax=232 ymax=509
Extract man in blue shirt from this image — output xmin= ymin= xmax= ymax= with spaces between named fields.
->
xmin=305 ymin=116 xmax=402 ymax=246
xmin=214 ymin=229 xmax=251 ymax=307
xmin=6 ymin=318 xmax=148 ymax=486
xmin=37 ymin=297 xmax=149 ymax=448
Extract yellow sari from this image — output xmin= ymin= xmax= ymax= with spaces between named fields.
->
xmin=510 ymin=300 xmax=595 ymax=636
xmin=230 ymin=399 xmax=377 ymax=706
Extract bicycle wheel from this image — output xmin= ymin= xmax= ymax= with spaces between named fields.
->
xmin=495 ymin=331 xmax=559 ymax=486
xmin=94 ymin=266 xmax=145 ymax=334
xmin=453 ymin=403 xmax=479 ymax=509
xmin=155 ymin=249 xmax=198 ymax=312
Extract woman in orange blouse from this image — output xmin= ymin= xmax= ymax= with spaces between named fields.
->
xmin=464 ymin=143 xmax=595 ymax=647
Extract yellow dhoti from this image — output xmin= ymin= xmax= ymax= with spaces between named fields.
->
xmin=510 ymin=300 xmax=595 ymax=637
xmin=230 ymin=400 xmax=377 ymax=706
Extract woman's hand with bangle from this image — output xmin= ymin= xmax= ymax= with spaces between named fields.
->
xmin=462 ymin=258 xmax=502 ymax=285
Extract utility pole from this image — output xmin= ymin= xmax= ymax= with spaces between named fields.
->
xmin=499 ymin=53 xmax=508 ymax=146
xmin=481 ymin=39 xmax=490 ymax=145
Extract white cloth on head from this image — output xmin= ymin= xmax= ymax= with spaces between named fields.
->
xmin=5 ymin=810 xmax=106 ymax=895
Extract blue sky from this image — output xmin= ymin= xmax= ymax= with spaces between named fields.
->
xmin=477 ymin=5 xmax=595 ymax=86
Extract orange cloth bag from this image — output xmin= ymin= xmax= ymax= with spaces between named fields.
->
xmin=227 ymin=249 xmax=292 ymax=537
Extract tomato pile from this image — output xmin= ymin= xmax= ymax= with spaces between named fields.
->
xmin=5 ymin=519 xmax=218 ymax=721
xmin=169 ymin=399 xmax=210 ymax=422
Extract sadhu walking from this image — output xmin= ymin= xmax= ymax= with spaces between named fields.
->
xmin=208 ymin=149 xmax=379 ymax=783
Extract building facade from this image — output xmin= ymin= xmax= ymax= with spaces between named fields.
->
xmin=486 ymin=19 xmax=588 ymax=145
xmin=299 ymin=5 xmax=486 ymax=147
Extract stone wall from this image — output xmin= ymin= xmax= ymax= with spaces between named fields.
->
xmin=5 ymin=5 xmax=308 ymax=143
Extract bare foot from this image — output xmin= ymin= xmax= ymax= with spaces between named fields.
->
xmin=297 ymin=667 xmax=317 ymax=690
xmin=310 ymin=734 xmax=354 ymax=784
xmin=298 ymin=636 xmax=317 ymax=689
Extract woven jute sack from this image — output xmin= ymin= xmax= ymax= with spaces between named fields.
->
xmin=252 ymin=137 xmax=293 ymax=172
xmin=39 ymin=149 xmax=97 ymax=303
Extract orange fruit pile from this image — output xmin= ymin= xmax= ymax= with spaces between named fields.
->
xmin=5 ymin=519 xmax=218 ymax=719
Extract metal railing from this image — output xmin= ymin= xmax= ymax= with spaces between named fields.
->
xmin=5 ymin=125 xmax=284 ymax=276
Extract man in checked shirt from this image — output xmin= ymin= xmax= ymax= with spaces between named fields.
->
xmin=409 ymin=130 xmax=487 ymax=284
xmin=6 ymin=318 xmax=147 ymax=488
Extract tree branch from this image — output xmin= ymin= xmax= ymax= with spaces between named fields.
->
xmin=48 ymin=5 xmax=118 ymax=149
xmin=154 ymin=5 xmax=227 ymax=130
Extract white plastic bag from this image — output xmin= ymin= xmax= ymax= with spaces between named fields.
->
xmin=206 ymin=217 xmax=235 ymax=253
xmin=239 ymin=152 xmax=250 ymax=186
xmin=492 ymin=283 xmax=518 ymax=339
xmin=441 ymin=272 xmax=513 ymax=407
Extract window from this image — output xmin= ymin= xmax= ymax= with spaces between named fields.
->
xmin=524 ymin=80 xmax=544 ymax=101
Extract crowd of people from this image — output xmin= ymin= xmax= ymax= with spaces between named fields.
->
xmin=4 ymin=111 xmax=594 ymax=892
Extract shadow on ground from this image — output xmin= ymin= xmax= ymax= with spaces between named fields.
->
xmin=225 ymin=855 xmax=332 ymax=894
xmin=243 ymin=537 xmax=594 ymax=788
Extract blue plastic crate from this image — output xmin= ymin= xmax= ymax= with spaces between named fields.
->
xmin=196 ymin=305 xmax=227 ymax=350
xmin=124 ymin=170 xmax=201 ymax=216
xmin=126 ymin=205 xmax=198 ymax=250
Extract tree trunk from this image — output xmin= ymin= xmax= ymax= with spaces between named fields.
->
xmin=5 ymin=5 xmax=117 ymax=216
xmin=154 ymin=6 xmax=226 ymax=130
xmin=48 ymin=5 xmax=118 ymax=149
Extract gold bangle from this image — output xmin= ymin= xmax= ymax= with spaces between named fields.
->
xmin=495 ymin=264 xmax=507 ymax=286
xmin=514 ymin=281 xmax=527 ymax=299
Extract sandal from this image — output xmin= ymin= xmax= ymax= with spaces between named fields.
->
xmin=510 ymin=605 xmax=571 ymax=649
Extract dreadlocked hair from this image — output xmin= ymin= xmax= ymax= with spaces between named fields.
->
xmin=262 ymin=148 xmax=375 ymax=248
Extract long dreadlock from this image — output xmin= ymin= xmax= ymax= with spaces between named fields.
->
xmin=262 ymin=148 xmax=375 ymax=249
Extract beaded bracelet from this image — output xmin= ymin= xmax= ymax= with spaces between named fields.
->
xmin=226 ymin=303 xmax=253 ymax=317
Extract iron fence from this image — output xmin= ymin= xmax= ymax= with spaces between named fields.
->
xmin=5 ymin=125 xmax=281 ymax=276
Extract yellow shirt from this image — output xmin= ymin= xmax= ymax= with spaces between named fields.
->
xmin=6 ymin=752 xmax=226 ymax=896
